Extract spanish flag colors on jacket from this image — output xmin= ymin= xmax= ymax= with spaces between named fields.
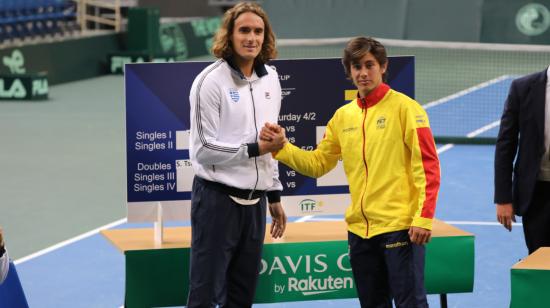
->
xmin=275 ymin=84 xmax=440 ymax=239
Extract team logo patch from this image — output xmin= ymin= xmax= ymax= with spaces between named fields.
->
xmin=376 ymin=116 xmax=386 ymax=129
xmin=229 ymin=88 xmax=240 ymax=102
xmin=416 ymin=114 xmax=426 ymax=125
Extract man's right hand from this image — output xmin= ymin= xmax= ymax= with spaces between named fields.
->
xmin=0 ymin=227 xmax=4 ymax=248
xmin=259 ymin=123 xmax=287 ymax=155
xmin=496 ymin=203 xmax=515 ymax=231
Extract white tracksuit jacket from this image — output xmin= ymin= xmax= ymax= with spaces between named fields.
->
xmin=189 ymin=59 xmax=283 ymax=199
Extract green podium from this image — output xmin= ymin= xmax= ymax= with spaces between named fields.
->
xmin=511 ymin=247 xmax=550 ymax=308
xmin=102 ymin=220 xmax=474 ymax=308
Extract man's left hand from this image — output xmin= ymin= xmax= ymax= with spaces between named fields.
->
xmin=408 ymin=226 xmax=431 ymax=245
xmin=268 ymin=202 xmax=287 ymax=238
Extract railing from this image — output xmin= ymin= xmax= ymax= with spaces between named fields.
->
xmin=78 ymin=0 xmax=121 ymax=32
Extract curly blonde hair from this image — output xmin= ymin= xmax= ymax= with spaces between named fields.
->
xmin=211 ymin=2 xmax=277 ymax=64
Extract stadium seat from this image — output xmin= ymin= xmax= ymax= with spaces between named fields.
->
xmin=0 ymin=0 xmax=77 ymax=42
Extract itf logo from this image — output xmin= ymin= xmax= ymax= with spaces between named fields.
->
xmin=299 ymin=199 xmax=323 ymax=213
xmin=516 ymin=3 xmax=550 ymax=36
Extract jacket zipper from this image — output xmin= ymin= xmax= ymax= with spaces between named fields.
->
xmin=360 ymin=102 xmax=369 ymax=237
xmin=248 ymin=81 xmax=260 ymax=200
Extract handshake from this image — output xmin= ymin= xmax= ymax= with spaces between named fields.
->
xmin=259 ymin=122 xmax=287 ymax=155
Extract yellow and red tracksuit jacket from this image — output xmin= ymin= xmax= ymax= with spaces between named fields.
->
xmin=275 ymin=83 xmax=440 ymax=239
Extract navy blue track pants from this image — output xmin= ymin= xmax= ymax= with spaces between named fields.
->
xmin=187 ymin=177 xmax=266 ymax=308
xmin=348 ymin=230 xmax=428 ymax=308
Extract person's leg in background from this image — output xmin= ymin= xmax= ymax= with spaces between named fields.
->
xmin=522 ymin=181 xmax=550 ymax=254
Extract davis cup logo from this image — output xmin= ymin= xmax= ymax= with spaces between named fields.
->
xmin=516 ymin=3 xmax=550 ymax=36
xmin=259 ymin=252 xmax=353 ymax=297
xmin=229 ymin=88 xmax=240 ymax=102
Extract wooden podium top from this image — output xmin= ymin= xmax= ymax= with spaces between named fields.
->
xmin=101 ymin=219 xmax=472 ymax=253
xmin=512 ymin=247 xmax=550 ymax=270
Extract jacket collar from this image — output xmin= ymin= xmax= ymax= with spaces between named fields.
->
xmin=356 ymin=83 xmax=390 ymax=109
xmin=225 ymin=57 xmax=268 ymax=80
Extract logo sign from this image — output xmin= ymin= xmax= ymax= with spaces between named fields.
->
xmin=281 ymin=87 xmax=295 ymax=100
xmin=229 ymin=88 xmax=240 ymax=102
xmin=2 ymin=49 xmax=26 ymax=74
xmin=0 ymin=75 xmax=48 ymax=100
xmin=32 ymin=78 xmax=48 ymax=96
xmin=299 ymin=198 xmax=324 ymax=213
xmin=279 ymin=74 xmax=294 ymax=100
xmin=159 ymin=23 xmax=189 ymax=60
xmin=0 ymin=78 xmax=26 ymax=98
xmin=110 ymin=54 xmax=176 ymax=74
xmin=190 ymin=17 xmax=221 ymax=38
xmin=376 ymin=116 xmax=386 ymax=129
xmin=516 ymin=3 xmax=550 ymax=36
xmin=416 ymin=114 xmax=427 ymax=125
xmin=279 ymin=74 xmax=290 ymax=81
xmin=255 ymin=241 xmax=355 ymax=302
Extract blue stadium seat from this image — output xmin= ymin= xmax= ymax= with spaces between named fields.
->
xmin=0 ymin=0 xmax=78 ymax=42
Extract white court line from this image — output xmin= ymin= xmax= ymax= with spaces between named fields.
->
xmin=436 ymin=119 xmax=500 ymax=155
xmin=423 ymin=75 xmax=510 ymax=110
xmin=295 ymin=215 xmax=314 ymax=222
xmin=436 ymin=116 xmax=501 ymax=155
xmin=428 ymin=75 xmax=507 ymax=153
xmin=466 ymin=120 xmax=500 ymax=138
xmin=14 ymin=218 xmax=127 ymax=265
xmin=437 ymin=143 xmax=455 ymax=154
